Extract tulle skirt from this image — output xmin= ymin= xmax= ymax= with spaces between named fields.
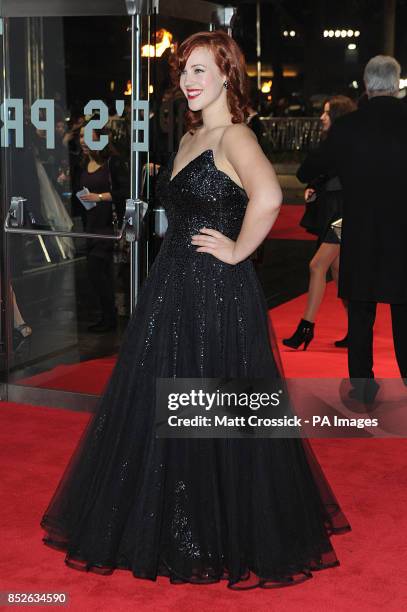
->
xmin=41 ymin=251 xmax=350 ymax=589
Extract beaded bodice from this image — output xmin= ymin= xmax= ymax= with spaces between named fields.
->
xmin=156 ymin=149 xmax=249 ymax=260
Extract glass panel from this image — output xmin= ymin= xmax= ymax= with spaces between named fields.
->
xmin=141 ymin=12 xmax=216 ymax=276
xmin=1 ymin=6 xmax=220 ymax=406
xmin=2 ymin=15 xmax=133 ymax=401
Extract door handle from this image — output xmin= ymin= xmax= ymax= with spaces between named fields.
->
xmin=4 ymin=197 xmax=146 ymax=243
xmin=123 ymin=198 xmax=148 ymax=242
xmin=153 ymin=206 xmax=168 ymax=238
xmin=8 ymin=196 xmax=27 ymax=228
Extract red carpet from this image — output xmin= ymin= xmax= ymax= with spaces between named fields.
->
xmin=267 ymin=204 xmax=314 ymax=241
xmin=1 ymin=400 xmax=406 ymax=610
xmin=2 ymin=284 xmax=406 ymax=608
xmin=20 ymin=356 xmax=116 ymax=394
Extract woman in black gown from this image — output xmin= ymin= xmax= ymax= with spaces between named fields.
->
xmin=40 ymin=30 xmax=350 ymax=590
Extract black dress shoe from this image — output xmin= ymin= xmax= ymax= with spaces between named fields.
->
xmin=282 ymin=319 xmax=315 ymax=350
xmin=334 ymin=334 xmax=348 ymax=348
xmin=348 ymin=380 xmax=380 ymax=405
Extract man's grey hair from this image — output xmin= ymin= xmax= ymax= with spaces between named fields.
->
xmin=364 ymin=55 xmax=401 ymax=95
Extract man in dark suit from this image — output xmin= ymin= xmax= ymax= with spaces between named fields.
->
xmin=299 ymin=56 xmax=407 ymax=402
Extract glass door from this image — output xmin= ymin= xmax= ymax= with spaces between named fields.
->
xmin=139 ymin=1 xmax=235 ymax=273
xmin=0 ymin=0 xmax=233 ymax=410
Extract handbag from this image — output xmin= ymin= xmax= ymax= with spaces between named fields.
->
xmin=299 ymin=192 xmax=322 ymax=236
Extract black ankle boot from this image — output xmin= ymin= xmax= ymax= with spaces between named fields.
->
xmin=282 ymin=319 xmax=315 ymax=350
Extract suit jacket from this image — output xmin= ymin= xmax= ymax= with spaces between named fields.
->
xmin=297 ymin=96 xmax=407 ymax=303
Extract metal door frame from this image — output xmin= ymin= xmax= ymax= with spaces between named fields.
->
xmin=0 ymin=0 xmax=227 ymax=23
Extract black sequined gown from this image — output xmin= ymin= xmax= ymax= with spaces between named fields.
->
xmin=40 ymin=149 xmax=350 ymax=589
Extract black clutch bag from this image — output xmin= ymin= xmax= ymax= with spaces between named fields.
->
xmin=299 ymin=193 xmax=322 ymax=236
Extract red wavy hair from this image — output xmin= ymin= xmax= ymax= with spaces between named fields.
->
xmin=168 ymin=30 xmax=250 ymax=132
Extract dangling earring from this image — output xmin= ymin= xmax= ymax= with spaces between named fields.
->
xmin=223 ymin=80 xmax=229 ymax=89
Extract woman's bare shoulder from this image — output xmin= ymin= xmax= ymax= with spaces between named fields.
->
xmin=218 ymin=123 xmax=259 ymax=163
xmin=179 ymin=130 xmax=194 ymax=147
xmin=221 ymin=123 xmax=257 ymax=146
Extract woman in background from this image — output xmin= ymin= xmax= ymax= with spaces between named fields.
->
xmin=283 ymin=95 xmax=356 ymax=350
xmin=72 ymin=120 xmax=129 ymax=332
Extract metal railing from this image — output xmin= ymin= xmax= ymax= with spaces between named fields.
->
xmin=260 ymin=117 xmax=322 ymax=152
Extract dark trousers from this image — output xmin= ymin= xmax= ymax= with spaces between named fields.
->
xmin=348 ymin=300 xmax=407 ymax=379
xmin=87 ymin=254 xmax=116 ymax=323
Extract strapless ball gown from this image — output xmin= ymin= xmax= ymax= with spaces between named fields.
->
xmin=40 ymin=149 xmax=350 ymax=589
